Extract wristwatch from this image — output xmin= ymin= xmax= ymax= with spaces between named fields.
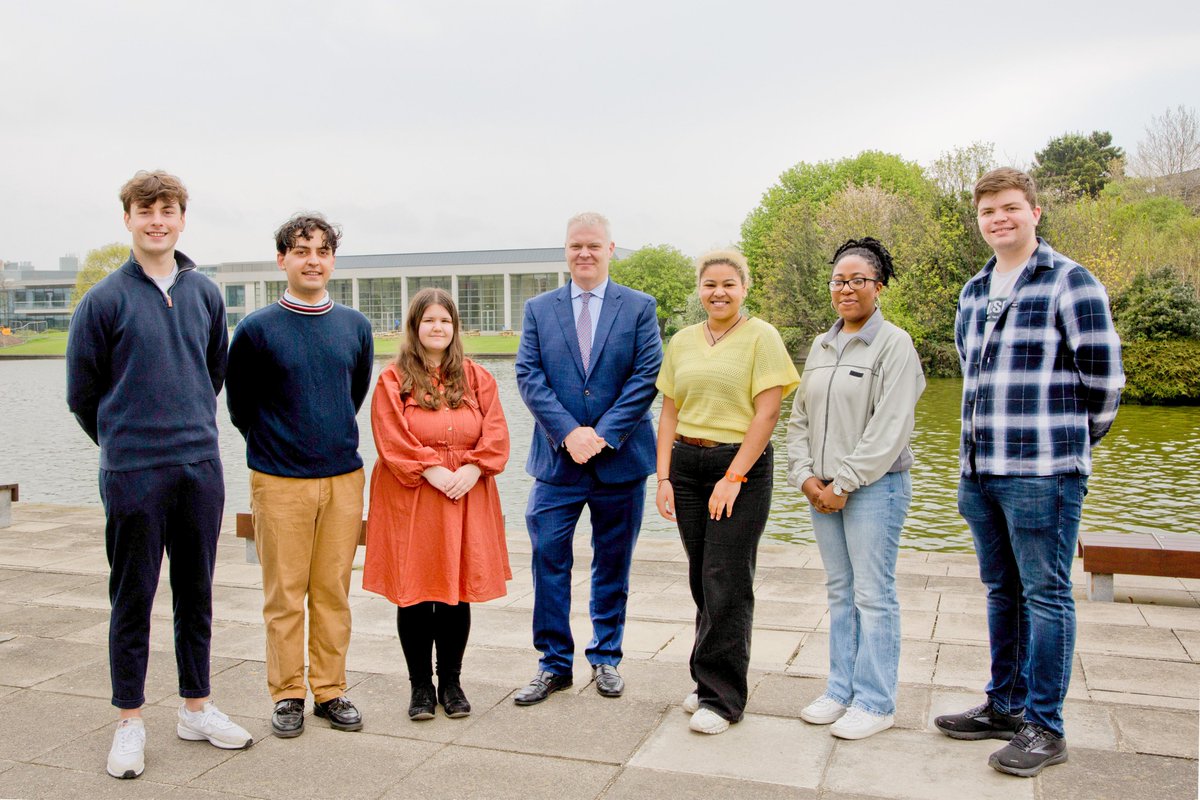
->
xmin=832 ymin=484 xmax=845 ymax=497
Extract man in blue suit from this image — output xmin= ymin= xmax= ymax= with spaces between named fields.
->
xmin=514 ymin=212 xmax=662 ymax=704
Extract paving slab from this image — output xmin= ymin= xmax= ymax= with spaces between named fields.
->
xmin=0 ymin=570 xmax=106 ymax=602
xmin=0 ymin=602 xmax=109 ymax=638
xmin=189 ymin=726 xmax=438 ymax=800
xmin=1088 ymin=690 xmax=1197 ymax=710
xmin=1139 ymin=603 xmax=1200 ymax=631
xmin=592 ymin=657 xmax=696 ymax=708
xmin=0 ymin=690 xmax=114 ymax=761
xmin=930 ymin=612 xmax=989 ymax=644
xmin=0 ymin=762 xmax=182 ymax=799
xmin=1174 ymin=629 xmax=1200 ymax=662
xmin=629 ymin=712 xmax=833 ymax=789
xmin=927 ymin=691 xmax=1118 ymax=751
xmin=929 ymin=643 xmax=990 ymax=690
xmin=37 ymin=649 xmax=241 ymax=706
xmin=0 ymin=636 xmax=107 ymax=687
xmin=1073 ymin=599 xmax=1148 ymax=626
xmin=382 ymin=745 xmax=618 ymax=800
xmin=457 ymin=692 xmax=662 ymax=764
xmin=823 ymin=728 xmax=1033 ymax=800
xmin=747 ymin=672 xmax=824 ymax=719
xmin=1037 ymin=746 xmax=1198 ymax=800
xmin=1111 ymin=705 xmax=1199 ymax=758
xmin=1080 ymin=653 xmax=1199 ymax=699
xmin=345 ymin=672 xmax=513 ymax=743
xmin=1075 ymin=621 xmax=1190 ymax=659
xmin=602 ymin=766 xmax=818 ymax=799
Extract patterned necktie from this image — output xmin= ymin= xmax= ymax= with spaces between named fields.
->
xmin=577 ymin=291 xmax=593 ymax=371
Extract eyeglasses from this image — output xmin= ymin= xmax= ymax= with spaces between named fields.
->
xmin=828 ymin=277 xmax=880 ymax=291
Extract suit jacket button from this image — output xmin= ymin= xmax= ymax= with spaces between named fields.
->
xmin=584 ymin=390 xmax=591 ymax=396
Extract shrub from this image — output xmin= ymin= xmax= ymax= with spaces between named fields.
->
xmin=1111 ymin=266 xmax=1200 ymax=341
xmin=1121 ymin=339 xmax=1200 ymax=404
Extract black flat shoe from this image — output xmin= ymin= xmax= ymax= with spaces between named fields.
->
xmin=314 ymin=695 xmax=363 ymax=731
xmin=409 ymin=683 xmax=436 ymax=721
xmin=271 ymin=698 xmax=305 ymax=738
xmin=438 ymin=682 xmax=472 ymax=718
xmin=592 ymin=664 xmax=624 ymax=697
xmin=513 ymin=670 xmax=572 ymax=706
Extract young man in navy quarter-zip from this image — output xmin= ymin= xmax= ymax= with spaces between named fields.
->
xmin=225 ymin=214 xmax=373 ymax=738
xmin=67 ymin=171 xmax=253 ymax=781
xmin=935 ymin=168 xmax=1124 ymax=778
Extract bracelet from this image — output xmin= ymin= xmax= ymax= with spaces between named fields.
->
xmin=724 ymin=471 xmax=748 ymax=484
xmin=657 ymin=476 xmax=671 ymax=482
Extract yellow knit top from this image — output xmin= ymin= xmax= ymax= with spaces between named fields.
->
xmin=657 ymin=317 xmax=800 ymax=443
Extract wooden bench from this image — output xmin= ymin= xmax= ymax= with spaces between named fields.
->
xmin=235 ymin=512 xmax=366 ymax=565
xmin=0 ymin=483 xmax=17 ymax=528
xmin=1076 ymin=531 xmax=1200 ymax=601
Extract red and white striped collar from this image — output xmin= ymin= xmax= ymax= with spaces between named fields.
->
xmin=278 ymin=290 xmax=333 ymax=316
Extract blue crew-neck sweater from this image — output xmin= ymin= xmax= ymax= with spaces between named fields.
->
xmin=225 ymin=301 xmax=374 ymax=479
xmin=66 ymin=252 xmax=228 ymax=472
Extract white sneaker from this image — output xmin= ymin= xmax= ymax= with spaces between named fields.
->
xmin=177 ymin=702 xmax=253 ymax=750
xmin=800 ymin=694 xmax=848 ymax=725
xmin=107 ymin=718 xmax=145 ymax=779
xmin=682 ymin=692 xmax=699 ymax=714
xmin=689 ymin=707 xmax=730 ymax=735
xmin=829 ymin=706 xmax=894 ymax=740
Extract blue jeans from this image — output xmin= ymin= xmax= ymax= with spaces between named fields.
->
xmin=957 ymin=473 xmax=1087 ymax=738
xmin=809 ymin=471 xmax=909 ymax=716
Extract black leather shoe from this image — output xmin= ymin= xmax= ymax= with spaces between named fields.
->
xmin=314 ymin=696 xmax=363 ymax=731
xmin=409 ymin=683 xmax=436 ymax=721
xmin=438 ymin=681 xmax=472 ymax=718
xmin=271 ymin=698 xmax=305 ymax=738
xmin=513 ymin=671 xmax=573 ymax=706
xmin=592 ymin=664 xmax=624 ymax=697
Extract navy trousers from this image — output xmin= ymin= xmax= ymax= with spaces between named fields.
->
xmin=525 ymin=473 xmax=645 ymax=675
xmin=100 ymin=459 xmax=223 ymax=709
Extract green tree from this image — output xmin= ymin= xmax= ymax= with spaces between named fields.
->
xmin=928 ymin=142 xmax=996 ymax=199
xmin=610 ymin=244 xmax=695 ymax=337
xmin=1110 ymin=265 xmax=1200 ymax=341
xmin=72 ymin=243 xmax=129 ymax=306
xmin=1033 ymin=131 xmax=1124 ymax=199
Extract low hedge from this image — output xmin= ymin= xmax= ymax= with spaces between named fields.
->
xmin=1120 ymin=339 xmax=1200 ymax=404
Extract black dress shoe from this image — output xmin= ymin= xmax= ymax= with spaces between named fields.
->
xmin=314 ymin=696 xmax=363 ymax=731
xmin=513 ymin=671 xmax=573 ymax=706
xmin=592 ymin=664 xmax=624 ymax=697
xmin=409 ymin=683 xmax=436 ymax=721
xmin=271 ymin=698 xmax=305 ymax=738
xmin=438 ymin=681 xmax=472 ymax=718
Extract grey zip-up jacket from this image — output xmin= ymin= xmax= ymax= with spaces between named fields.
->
xmin=786 ymin=309 xmax=926 ymax=495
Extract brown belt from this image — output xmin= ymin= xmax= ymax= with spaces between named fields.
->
xmin=675 ymin=434 xmax=724 ymax=448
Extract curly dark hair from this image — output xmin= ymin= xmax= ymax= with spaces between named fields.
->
xmin=830 ymin=237 xmax=897 ymax=285
xmin=274 ymin=213 xmax=343 ymax=255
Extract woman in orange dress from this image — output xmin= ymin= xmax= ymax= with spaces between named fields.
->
xmin=365 ymin=288 xmax=510 ymax=721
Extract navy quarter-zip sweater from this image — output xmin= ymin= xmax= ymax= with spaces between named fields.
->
xmin=66 ymin=252 xmax=228 ymax=472
xmin=225 ymin=301 xmax=373 ymax=479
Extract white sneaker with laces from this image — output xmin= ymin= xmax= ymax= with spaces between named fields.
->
xmin=689 ymin=707 xmax=730 ymax=735
xmin=829 ymin=706 xmax=894 ymax=740
xmin=682 ymin=692 xmax=699 ymax=714
xmin=800 ymin=694 xmax=848 ymax=725
xmin=177 ymin=702 xmax=253 ymax=749
xmin=107 ymin=718 xmax=145 ymax=779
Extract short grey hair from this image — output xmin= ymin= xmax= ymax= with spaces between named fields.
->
xmin=566 ymin=211 xmax=612 ymax=242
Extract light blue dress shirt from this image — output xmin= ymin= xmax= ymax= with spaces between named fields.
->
xmin=570 ymin=278 xmax=608 ymax=345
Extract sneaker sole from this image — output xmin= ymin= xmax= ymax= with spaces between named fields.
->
xmin=988 ymin=750 xmax=1068 ymax=777
xmin=409 ymin=710 xmax=436 ymax=721
xmin=176 ymin=724 xmax=253 ymax=750
xmin=444 ymin=709 xmax=471 ymax=719
xmin=935 ymin=723 xmax=1019 ymax=741
xmin=831 ymin=718 xmax=895 ymax=740
xmin=800 ymin=708 xmax=847 ymax=725
xmin=107 ymin=766 xmax=143 ymax=779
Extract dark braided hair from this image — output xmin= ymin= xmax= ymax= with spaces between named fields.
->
xmin=830 ymin=237 xmax=896 ymax=285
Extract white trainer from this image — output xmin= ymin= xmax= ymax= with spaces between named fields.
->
xmin=107 ymin=718 xmax=145 ymax=779
xmin=689 ymin=707 xmax=730 ymax=735
xmin=829 ymin=706 xmax=894 ymax=740
xmin=800 ymin=694 xmax=848 ymax=725
xmin=682 ymin=692 xmax=699 ymax=714
xmin=177 ymin=702 xmax=253 ymax=750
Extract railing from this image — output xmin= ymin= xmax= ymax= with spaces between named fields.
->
xmin=13 ymin=301 xmax=71 ymax=311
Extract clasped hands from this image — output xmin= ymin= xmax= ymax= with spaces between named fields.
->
xmin=423 ymin=464 xmax=482 ymax=500
xmin=564 ymin=426 xmax=607 ymax=465
xmin=802 ymin=477 xmax=847 ymax=514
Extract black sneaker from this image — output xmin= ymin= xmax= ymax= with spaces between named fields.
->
xmin=934 ymin=700 xmax=1024 ymax=740
xmin=988 ymin=723 xmax=1068 ymax=777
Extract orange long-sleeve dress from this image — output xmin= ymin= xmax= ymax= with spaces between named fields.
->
xmin=364 ymin=360 xmax=511 ymax=606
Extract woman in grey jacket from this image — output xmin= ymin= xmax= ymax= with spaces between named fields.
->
xmin=786 ymin=237 xmax=926 ymax=741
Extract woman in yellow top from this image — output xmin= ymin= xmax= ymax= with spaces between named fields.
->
xmin=655 ymin=249 xmax=800 ymax=735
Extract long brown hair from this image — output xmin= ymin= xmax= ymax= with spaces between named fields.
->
xmin=396 ymin=288 xmax=471 ymax=410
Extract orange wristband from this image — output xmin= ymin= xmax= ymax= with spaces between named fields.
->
xmin=724 ymin=471 xmax=748 ymax=484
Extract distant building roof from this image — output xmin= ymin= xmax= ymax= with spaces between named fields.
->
xmin=203 ymin=246 xmax=634 ymax=274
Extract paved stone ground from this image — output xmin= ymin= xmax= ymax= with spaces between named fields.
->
xmin=0 ymin=502 xmax=1196 ymax=799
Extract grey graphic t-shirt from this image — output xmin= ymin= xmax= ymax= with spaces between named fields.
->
xmin=982 ymin=266 xmax=1022 ymax=348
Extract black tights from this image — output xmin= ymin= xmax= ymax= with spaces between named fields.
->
xmin=396 ymin=602 xmax=471 ymax=687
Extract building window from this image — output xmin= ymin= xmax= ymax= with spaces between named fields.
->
xmin=360 ymin=277 xmax=405 ymax=332
xmin=458 ymin=275 xmax=503 ymax=333
xmin=225 ymin=285 xmax=245 ymax=307
xmin=510 ymin=273 xmax=558 ymax=332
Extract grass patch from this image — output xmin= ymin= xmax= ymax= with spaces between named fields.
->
xmin=0 ymin=330 xmax=70 ymax=355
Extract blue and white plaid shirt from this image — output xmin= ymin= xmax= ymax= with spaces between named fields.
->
xmin=955 ymin=238 xmax=1124 ymax=477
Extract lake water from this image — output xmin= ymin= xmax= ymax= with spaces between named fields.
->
xmin=3 ymin=357 xmax=1198 ymax=552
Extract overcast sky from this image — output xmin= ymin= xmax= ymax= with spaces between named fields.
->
xmin=3 ymin=1 xmax=1198 ymax=272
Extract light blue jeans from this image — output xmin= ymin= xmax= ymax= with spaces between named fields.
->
xmin=809 ymin=471 xmax=910 ymax=716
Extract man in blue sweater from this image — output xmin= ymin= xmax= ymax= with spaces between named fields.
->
xmin=67 ymin=170 xmax=253 ymax=781
xmin=225 ymin=213 xmax=374 ymax=738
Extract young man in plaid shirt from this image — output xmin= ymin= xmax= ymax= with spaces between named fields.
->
xmin=935 ymin=168 xmax=1124 ymax=777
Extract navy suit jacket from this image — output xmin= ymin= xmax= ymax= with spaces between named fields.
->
xmin=515 ymin=280 xmax=662 ymax=486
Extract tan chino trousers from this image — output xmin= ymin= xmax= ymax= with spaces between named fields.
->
xmin=250 ymin=469 xmax=364 ymax=703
